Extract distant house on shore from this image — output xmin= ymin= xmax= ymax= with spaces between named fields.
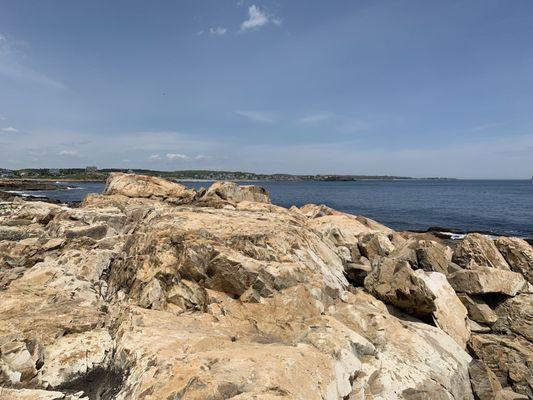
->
xmin=0 ymin=169 xmax=14 ymax=178
xmin=48 ymin=168 xmax=60 ymax=176
xmin=85 ymin=166 xmax=98 ymax=174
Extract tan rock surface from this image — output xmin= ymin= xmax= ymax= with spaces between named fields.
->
xmin=448 ymin=267 xmax=527 ymax=296
xmin=495 ymin=237 xmax=533 ymax=284
xmin=453 ymin=233 xmax=510 ymax=270
xmin=103 ymin=172 xmax=197 ymax=203
xmin=200 ymin=181 xmax=271 ymax=204
xmin=4 ymin=173 xmax=523 ymax=399
xmin=492 ymin=294 xmax=533 ymax=341
xmin=458 ymin=293 xmax=499 ymax=324
xmin=469 ymin=334 xmax=533 ymax=398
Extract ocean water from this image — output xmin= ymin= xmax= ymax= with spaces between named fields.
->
xmin=21 ymin=180 xmax=533 ymax=239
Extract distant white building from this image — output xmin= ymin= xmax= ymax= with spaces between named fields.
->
xmin=85 ymin=166 xmax=98 ymax=173
xmin=0 ymin=169 xmax=14 ymax=178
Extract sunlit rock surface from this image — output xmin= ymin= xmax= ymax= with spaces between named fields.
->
xmin=0 ymin=173 xmax=531 ymax=399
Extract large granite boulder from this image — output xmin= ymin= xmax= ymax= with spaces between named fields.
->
xmin=365 ymin=258 xmax=469 ymax=347
xmin=453 ymin=233 xmax=510 ymax=270
xmin=448 ymin=267 xmax=527 ymax=296
xmin=416 ymin=239 xmax=454 ymax=275
xmin=495 ymin=237 xmax=533 ymax=284
xmin=104 ymin=172 xmax=197 ymax=203
xmin=358 ymin=232 xmax=395 ymax=261
xmin=199 ymin=181 xmax=271 ymax=205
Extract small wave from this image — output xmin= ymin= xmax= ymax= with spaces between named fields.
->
xmin=6 ymin=191 xmax=47 ymax=198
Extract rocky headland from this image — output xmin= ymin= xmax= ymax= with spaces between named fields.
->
xmin=0 ymin=173 xmax=531 ymax=400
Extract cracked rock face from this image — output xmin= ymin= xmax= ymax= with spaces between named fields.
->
xmin=0 ymin=173 xmax=531 ymax=399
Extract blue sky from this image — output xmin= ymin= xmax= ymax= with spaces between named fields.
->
xmin=1 ymin=0 xmax=532 ymax=178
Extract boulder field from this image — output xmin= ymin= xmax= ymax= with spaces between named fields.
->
xmin=0 ymin=173 xmax=531 ymax=400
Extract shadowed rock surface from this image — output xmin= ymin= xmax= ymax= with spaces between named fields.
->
xmin=0 ymin=173 xmax=531 ymax=399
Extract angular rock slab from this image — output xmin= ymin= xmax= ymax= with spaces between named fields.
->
xmin=202 ymin=181 xmax=271 ymax=204
xmin=448 ymin=267 xmax=526 ymax=296
xmin=365 ymin=259 xmax=469 ymax=347
xmin=453 ymin=233 xmax=510 ymax=270
xmin=415 ymin=270 xmax=470 ymax=348
xmin=365 ymin=259 xmax=437 ymax=315
xmin=469 ymin=359 xmax=503 ymax=400
xmin=458 ymin=293 xmax=498 ymax=324
xmin=495 ymin=236 xmax=533 ymax=284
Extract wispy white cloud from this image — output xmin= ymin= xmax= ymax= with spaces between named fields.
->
xmin=471 ymin=122 xmax=504 ymax=132
xmin=149 ymin=154 xmax=162 ymax=161
xmin=58 ymin=149 xmax=79 ymax=156
xmin=236 ymin=110 xmax=274 ymax=123
xmin=240 ymin=5 xmax=280 ymax=32
xmin=297 ymin=113 xmax=335 ymax=124
xmin=166 ymin=153 xmax=190 ymax=161
xmin=1 ymin=126 xmax=18 ymax=133
xmin=194 ymin=154 xmax=209 ymax=160
xmin=0 ymin=114 xmax=6 ymax=121
xmin=0 ymin=33 xmax=67 ymax=89
xmin=209 ymin=27 xmax=227 ymax=36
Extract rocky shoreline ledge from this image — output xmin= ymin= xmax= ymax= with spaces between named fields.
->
xmin=0 ymin=173 xmax=531 ymax=400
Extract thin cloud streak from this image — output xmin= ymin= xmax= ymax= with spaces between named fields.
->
xmin=235 ymin=110 xmax=274 ymax=123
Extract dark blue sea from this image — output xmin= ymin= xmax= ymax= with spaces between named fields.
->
xmin=20 ymin=180 xmax=533 ymax=239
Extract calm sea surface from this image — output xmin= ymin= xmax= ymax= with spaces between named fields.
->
xmin=21 ymin=180 xmax=533 ymax=239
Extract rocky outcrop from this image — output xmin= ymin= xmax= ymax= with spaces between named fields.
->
xmin=495 ymin=237 xmax=533 ymax=284
xmin=469 ymin=359 xmax=503 ymax=400
xmin=492 ymin=294 xmax=533 ymax=341
xmin=448 ymin=267 xmax=527 ymax=296
xmin=199 ymin=181 xmax=271 ymax=205
xmin=458 ymin=293 xmax=498 ymax=325
xmin=1 ymin=173 xmax=531 ymax=399
xmin=103 ymin=172 xmax=197 ymax=203
xmin=365 ymin=258 xmax=469 ymax=347
xmin=469 ymin=334 xmax=533 ymax=398
xmin=453 ymin=232 xmax=511 ymax=270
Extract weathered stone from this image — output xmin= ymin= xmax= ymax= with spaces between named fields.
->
xmin=365 ymin=259 xmax=469 ymax=347
xmin=469 ymin=334 xmax=533 ymax=398
xmin=469 ymin=359 xmax=503 ymax=400
xmin=492 ymin=294 xmax=533 ymax=341
xmin=411 ymin=270 xmax=470 ymax=348
xmin=104 ymin=172 xmax=197 ymax=203
xmin=40 ymin=329 xmax=113 ymax=388
xmin=496 ymin=388 xmax=530 ymax=399
xmin=0 ymin=388 xmax=75 ymax=399
xmin=448 ymin=267 xmax=526 ymax=296
xmin=453 ymin=233 xmax=510 ymax=270
xmin=495 ymin=237 xmax=533 ymax=284
xmin=358 ymin=232 xmax=395 ymax=261
xmin=415 ymin=239 xmax=453 ymax=275
xmin=458 ymin=293 xmax=498 ymax=324
xmin=468 ymin=319 xmax=491 ymax=333
xmin=0 ymin=174 xmax=489 ymax=399
xmin=365 ymin=258 xmax=437 ymax=315
xmin=201 ymin=181 xmax=271 ymax=204
xmin=65 ymin=224 xmax=107 ymax=240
